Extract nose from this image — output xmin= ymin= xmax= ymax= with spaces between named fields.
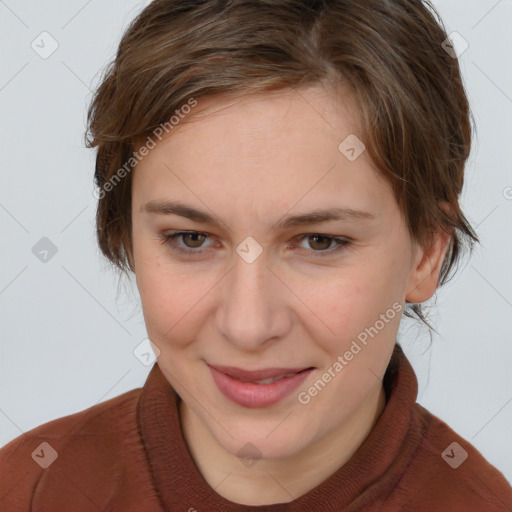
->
xmin=215 ymin=249 xmax=291 ymax=352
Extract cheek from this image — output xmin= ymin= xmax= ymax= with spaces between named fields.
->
xmin=134 ymin=234 xmax=174 ymax=324
xmin=298 ymin=263 xmax=402 ymax=357
xmin=136 ymin=257 xmax=218 ymax=353
xmin=136 ymin=261 xmax=186 ymax=340
xmin=293 ymin=270 xmax=378 ymax=343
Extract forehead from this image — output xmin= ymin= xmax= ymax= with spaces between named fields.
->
xmin=179 ymin=83 xmax=364 ymax=145
xmin=132 ymin=84 xmax=393 ymax=221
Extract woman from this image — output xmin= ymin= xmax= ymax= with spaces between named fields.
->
xmin=1 ymin=0 xmax=511 ymax=510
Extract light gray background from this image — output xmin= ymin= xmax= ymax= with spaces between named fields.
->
xmin=1 ymin=0 xmax=511 ymax=486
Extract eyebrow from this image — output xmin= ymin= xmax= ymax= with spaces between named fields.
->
xmin=141 ymin=199 xmax=376 ymax=230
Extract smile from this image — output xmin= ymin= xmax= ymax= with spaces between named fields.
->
xmin=207 ymin=364 xmax=314 ymax=408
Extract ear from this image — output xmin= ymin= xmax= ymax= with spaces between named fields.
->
xmin=405 ymin=228 xmax=452 ymax=304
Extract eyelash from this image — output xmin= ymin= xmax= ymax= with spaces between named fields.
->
xmin=159 ymin=231 xmax=351 ymax=258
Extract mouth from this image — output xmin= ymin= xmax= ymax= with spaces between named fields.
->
xmin=207 ymin=364 xmax=315 ymax=408
xmin=208 ymin=364 xmax=313 ymax=383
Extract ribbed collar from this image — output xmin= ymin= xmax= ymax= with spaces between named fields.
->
xmin=138 ymin=343 xmax=422 ymax=511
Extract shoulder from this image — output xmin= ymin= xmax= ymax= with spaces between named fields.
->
xmin=0 ymin=387 xmax=149 ymax=510
xmin=388 ymin=403 xmax=512 ymax=511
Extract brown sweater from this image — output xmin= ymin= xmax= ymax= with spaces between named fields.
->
xmin=1 ymin=344 xmax=511 ymax=511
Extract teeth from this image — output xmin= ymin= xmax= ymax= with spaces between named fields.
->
xmin=254 ymin=372 xmax=297 ymax=385
xmin=255 ymin=377 xmax=281 ymax=385
xmin=228 ymin=371 xmax=302 ymax=384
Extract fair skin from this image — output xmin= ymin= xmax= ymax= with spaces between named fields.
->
xmin=130 ymin=84 xmax=450 ymax=506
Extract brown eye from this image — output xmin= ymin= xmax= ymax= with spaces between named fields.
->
xmin=307 ymin=234 xmax=333 ymax=251
xmin=293 ymin=233 xmax=350 ymax=257
xmin=161 ymin=231 xmax=213 ymax=255
xmin=181 ymin=232 xmax=207 ymax=248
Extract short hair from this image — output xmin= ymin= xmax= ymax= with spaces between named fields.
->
xmin=85 ymin=0 xmax=479 ymax=331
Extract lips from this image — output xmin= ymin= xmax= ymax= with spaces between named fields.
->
xmin=207 ymin=363 xmax=315 ymax=408
xmin=208 ymin=364 xmax=312 ymax=383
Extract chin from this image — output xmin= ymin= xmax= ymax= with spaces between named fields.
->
xmin=211 ymin=417 xmax=314 ymax=462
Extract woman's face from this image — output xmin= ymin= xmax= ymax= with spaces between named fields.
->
xmin=131 ymin=85 xmax=440 ymax=460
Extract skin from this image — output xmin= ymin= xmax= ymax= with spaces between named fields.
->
xmin=130 ymin=83 xmax=450 ymax=506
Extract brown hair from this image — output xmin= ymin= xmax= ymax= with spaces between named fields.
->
xmin=85 ymin=0 xmax=479 ymax=331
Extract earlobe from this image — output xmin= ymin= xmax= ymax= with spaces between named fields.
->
xmin=405 ymin=230 xmax=451 ymax=304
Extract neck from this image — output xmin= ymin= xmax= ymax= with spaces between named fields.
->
xmin=179 ymin=383 xmax=387 ymax=506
